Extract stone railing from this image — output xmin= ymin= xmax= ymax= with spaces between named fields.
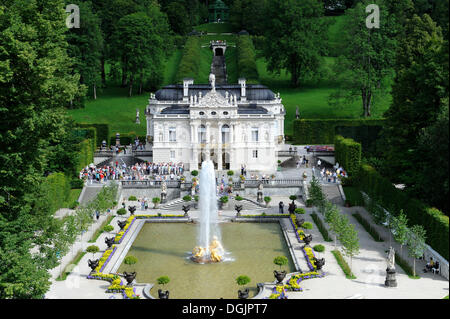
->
xmin=121 ymin=180 xmax=181 ymax=189
xmin=277 ymin=150 xmax=297 ymax=157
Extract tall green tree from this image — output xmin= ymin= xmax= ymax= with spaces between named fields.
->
xmin=111 ymin=9 xmax=168 ymax=96
xmin=165 ymin=1 xmax=191 ymax=35
xmin=262 ymin=0 xmax=327 ymax=87
xmin=67 ymin=1 xmax=104 ymax=100
xmin=329 ymin=0 xmax=397 ymax=117
xmin=380 ymin=14 xmax=446 ymax=185
xmin=340 ymin=222 xmax=360 ymax=277
xmin=406 ymin=225 xmax=427 ymax=277
xmin=0 ymin=0 xmax=83 ymax=298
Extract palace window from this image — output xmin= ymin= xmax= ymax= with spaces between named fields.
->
xmin=221 ymin=124 xmax=230 ymax=143
xmin=170 ymin=150 xmax=175 ymax=159
xmin=169 ymin=127 xmax=176 ymax=142
xmin=198 ymin=125 xmax=207 ymax=143
xmin=253 ymin=150 xmax=258 ymax=158
xmin=252 ymin=127 xmax=259 ymax=142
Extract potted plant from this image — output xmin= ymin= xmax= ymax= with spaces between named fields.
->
xmin=219 ymin=196 xmax=229 ymax=209
xmin=264 ymin=196 xmax=272 ymax=207
xmin=227 ymin=170 xmax=234 ymax=177
xmin=117 ymin=208 xmax=127 ymax=216
xmin=191 ymin=170 xmax=199 ymax=177
xmin=236 ymin=275 xmax=251 ymax=299
xmin=183 ymin=195 xmax=192 ymax=202
xmin=157 ymin=276 xmax=170 ymax=299
xmin=123 ymin=255 xmax=138 ymax=286
xmin=194 ymin=195 xmax=199 ymax=209
xmin=239 ymin=175 xmax=245 ymax=188
xmin=103 ymin=225 xmax=114 ymax=234
xmin=86 ymin=245 xmax=99 ymax=259
xmin=273 ymin=256 xmax=288 ymax=284
xmin=152 ymin=197 xmax=161 ymax=208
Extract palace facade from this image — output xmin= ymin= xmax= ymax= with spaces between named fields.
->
xmin=145 ymin=77 xmax=286 ymax=172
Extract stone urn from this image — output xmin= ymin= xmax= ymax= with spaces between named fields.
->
xmin=235 ymin=205 xmax=243 ymax=218
xmin=314 ymin=257 xmax=325 ymax=271
xmin=118 ymin=220 xmax=127 ymax=231
xmin=88 ymin=259 xmax=99 ymax=274
xmin=182 ymin=205 xmax=191 ymax=218
xmin=238 ymin=288 xmax=249 ymax=299
xmin=128 ymin=206 xmax=136 ymax=216
xmin=123 ymin=272 xmax=136 ymax=286
xmin=303 ymin=234 xmax=313 ymax=246
xmin=274 ymin=270 xmax=287 ymax=284
xmin=158 ymin=289 xmax=170 ymax=299
xmin=105 ymin=237 xmax=115 ymax=249
xmin=302 ymin=172 xmax=308 ymax=180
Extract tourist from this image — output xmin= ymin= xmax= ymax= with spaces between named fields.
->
xmin=279 ymin=201 xmax=284 ymax=214
xmin=425 ymin=257 xmax=435 ymax=272
xmin=95 ymin=210 xmax=100 ymax=220
xmin=317 ymin=159 xmax=321 ymax=168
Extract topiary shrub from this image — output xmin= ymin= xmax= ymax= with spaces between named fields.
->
xmin=103 ymin=225 xmax=114 ymax=233
xmin=183 ymin=195 xmax=192 ymax=202
xmin=235 ymin=195 xmax=243 ymax=201
xmin=227 ymin=170 xmax=234 ymax=177
xmin=295 ymin=208 xmax=305 ymax=214
xmin=289 ymin=195 xmax=297 ymax=201
xmin=128 ymin=196 xmax=137 ymax=201
xmin=117 ymin=208 xmax=127 ymax=216
xmin=302 ymin=222 xmax=313 ymax=230
xmin=313 ymin=244 xmax=325 ymax=253
xmin=191 ymin=170 xmax=199 ymax=177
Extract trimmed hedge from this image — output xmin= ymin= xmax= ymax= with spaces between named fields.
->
xmin=77 ymin=139 xmax=94 ymax=171
xmin=334 ymin=135 xmax=361 ymax=176
xmin=332 ymin=250 xmax=356 ymax=279
xmin=311 ymin=213 xmax=333 ymax=242
xmin=354 ymin=164 xmax=449 ymax=260
xmin=352 ymin=213 xmax=383 ymax=242
xmin=236 ymin=35 xmax=259 ymax=83
xmin=293 ymin=119 xmax=385 ymax=146
xmin=77 ymin=123 xmax=110 ymax=147
xmin=39 ymin=173 xmax=71 ymax=214
xmin=109 ymin=135 xmax=146 ymax=146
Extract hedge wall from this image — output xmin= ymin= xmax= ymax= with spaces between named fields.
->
xmin=76 ymin=123 xmax=110 ymax=147
xmin=334 ymin=135 xmax=361 ymax=176
xmin=237 ymin=35 xmax=259 ymax=83
xmin=175 ymin=37 xmax=202 ymax=83
xmin=77 ymin=139 xmax=94 ymax=172
xmin=39 ymin=172 xmax=71 ymax=214
xmin=293 ymin=119 xmax=385 ymax=146
xmin=354 ymin=164 xmax=449 ymax=260
xmin=109 ymin=135 xmax=147 ymax=146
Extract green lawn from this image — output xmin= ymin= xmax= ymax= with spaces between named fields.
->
xmin=194 ymin=22 xmax=234 ymax=33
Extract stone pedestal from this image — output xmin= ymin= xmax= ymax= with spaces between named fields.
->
xmin=385 ymin=268 xmax=397 ymax=287
xmin=161 ymin=192 xmax=167 ymax=204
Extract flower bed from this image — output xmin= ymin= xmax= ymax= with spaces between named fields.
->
xmin=239 ymin=214 xmax=290 ymax=218
xmin=268 ymin=285 xmax=287 ymax=299
xmin=285 ymin=272 xmax=325 ymax=292
xmin=93 ymin=245 xmax=118 ymax=273
xmin=114 ymin=216 xmax=136 ymax=244
xmin=289 ymin=214 xmax=306 ymax=242
xmin=135 ymin=214 xmax=187 ymax=219
xmin=302 ymin=246 xmax=317 ymax=271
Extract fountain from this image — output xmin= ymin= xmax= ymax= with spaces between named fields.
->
xmin=191 ymin=161 xmax=225 ymax=264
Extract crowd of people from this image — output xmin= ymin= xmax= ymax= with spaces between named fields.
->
xmin=79 ymin=161 xmax=185 ymax=184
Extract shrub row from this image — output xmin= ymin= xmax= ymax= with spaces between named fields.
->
xmin=292 ymin=119 xmax=385 ymax=146
xmin=77 ymin=139 xmax=94 ymax=172
xmin=352 ymin=213 xmax=383 ymax=242
xmin=311 ymin=213 xmax=333 ymax=242
xmin=236 ymin=35 xmax=259 ymax=83
xmin=354 ymin=164 xmax=449 ymax=260
xmin=334 ymin=135 xmax=361 ymax=176
xmin=76 ymin=123 xmax=110 ymax=147
xmin=175 ymin=37 xmax=202 ymax=83
xmin=38 ymin=173 xmax=71 ymax=214
xmin=331 ymin=250 xmax=356 ymax=279
xmin=109 ymin=135 xmax=147 ymax=146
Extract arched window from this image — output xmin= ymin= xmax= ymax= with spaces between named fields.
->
xmin=221 ymin=124 xmax=230 ymax=143
xmin=198 ymin=125 xmax=206 ymax=143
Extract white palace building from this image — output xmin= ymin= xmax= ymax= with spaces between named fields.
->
xmin=145 ymin=74 xmax=286 ymax=172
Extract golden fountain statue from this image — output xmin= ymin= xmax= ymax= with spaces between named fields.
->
xmin=191 ymin=236 xmax=224 ymax=263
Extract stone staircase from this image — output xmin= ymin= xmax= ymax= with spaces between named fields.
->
xmin=322 ymin=184 xmax=344 ymax=206
xmin=211 ymin=56 xmax=227 ymax=84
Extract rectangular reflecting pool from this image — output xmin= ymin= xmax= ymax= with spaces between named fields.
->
xmin=117 ymin=222 xmax=295 ymax=299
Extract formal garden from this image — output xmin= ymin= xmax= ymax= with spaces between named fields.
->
xmin=0 ymin=0 xmax=448 ymax=302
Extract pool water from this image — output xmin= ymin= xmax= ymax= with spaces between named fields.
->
xmin=117 ymin=222 xmax=295 ymax=299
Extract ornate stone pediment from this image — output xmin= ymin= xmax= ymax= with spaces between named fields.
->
xmin=191 ymin=89 xmax=237 ymax=109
